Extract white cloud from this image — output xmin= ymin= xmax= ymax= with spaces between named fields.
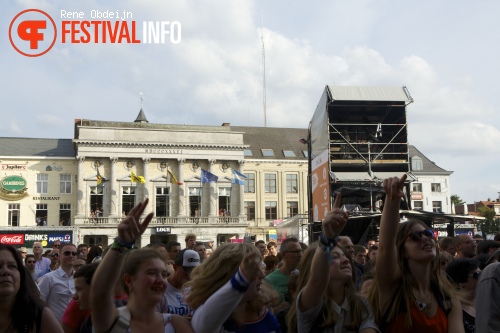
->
xmin=2 ymin=0 xmax=500 ymax=203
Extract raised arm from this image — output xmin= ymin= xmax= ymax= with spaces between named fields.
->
xmin=299 ymin=194 xmax=348 ymax=312
xmin=191 ymin=251 xmax=262 ymax=332
xmin=375 ymin=175 xmax=406 ymax=303
xmin=90 ymin=199 xmax=153 ymax=333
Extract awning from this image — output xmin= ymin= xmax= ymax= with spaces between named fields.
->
xmin=328 ymin=86 xmax=413 ymax=103
xmin=331 ymin=172 xmax=372 ymax=182
xmin=372 ymin=172 xmax=417 ymax=181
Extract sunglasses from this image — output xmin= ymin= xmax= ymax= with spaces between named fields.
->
xmin=53 ymin=244 xmax=61 ymax=248
xmin=469 ymin=271 xmax=481 ymax=279
xmin=62 ymin=251 xmax=77 ymax=257
xmin=50 ymin=253 xmax=59 ymax=257
xmin=408 ymin=229 xmax=434 ymax=242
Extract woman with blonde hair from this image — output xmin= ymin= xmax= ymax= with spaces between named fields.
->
xmin=287 ymin=195 xmax=378 ymax=332
xmin=90 ymin=199 xmax=193 ymax=333
xmin=186 ymin=243 xmax=281 ymax=332
xmin=368 ymin=175 xmax=463 ymax=332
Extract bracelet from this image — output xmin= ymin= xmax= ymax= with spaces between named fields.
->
xmin=318 ymin=233 xmax=338 ymax=262
xmin=111 ymin=237 xmax=135 ymax=254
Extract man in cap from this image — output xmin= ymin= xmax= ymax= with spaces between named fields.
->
xmin=156 ymin=249 xmax=200 ymax=317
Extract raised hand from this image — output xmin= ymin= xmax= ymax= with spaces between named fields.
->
xmin=117 ymin=199 xmax=154 ymax=243
xmin=239 ymin=251 xmax=262 ymax=282
xmin=322 ymin=194 xmax=348 ymax=239
xmin=383 ymin=174 xmax=407 ymax=201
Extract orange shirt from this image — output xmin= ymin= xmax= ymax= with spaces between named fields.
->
xmin=385 ymin=301 xmax=448 ymax=333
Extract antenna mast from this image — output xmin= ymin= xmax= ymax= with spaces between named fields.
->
xmin=261 ymin=14 xmax=267 ymax=127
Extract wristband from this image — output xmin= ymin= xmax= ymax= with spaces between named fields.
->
xmin=318 ymin=233 xmax=338 ymax=262
xmin=230 ymin=268 xmax=251 ymax=293
xmin=112 ymin=237 xmax=135 ymax=254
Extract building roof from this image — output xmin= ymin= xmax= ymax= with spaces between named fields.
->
xmin=328 ymin=86 xmax=413 ymax=103
xmin=231 ymin=126 xmax=308 ymax=160
xmin=409 ymin=145 xmax=451 ymax=174
xmin=0 ymin=126 xmax=450 ymax=174
xmin=0 ymin=138 xmax=75 ymax=157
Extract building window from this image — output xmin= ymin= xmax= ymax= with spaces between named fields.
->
xmin=59 ymin=204 xmax=71 ymax=226
xmin=287 ymin=201 xmax=298 ymax=218
xmin=218 ymin=187 xmax=231 ymax=216
xmin=36 ymin=174 xmax=48 ymax=194
xmin=286 ymin=174 xmax=298 ymax=193
xmin=35 ymin=204 xmax=48 ymax=226
xmin=261 ymin=149 xmax=275 ymax=157
xmin=60 ymin=174 xmax=72 ymax=194
xmin=84 ymin=235 xmax=108 ymax=247
xmin=244 ymin=149 xmax=253 ymax=156
xmin=265 ymin=201 xmax=277 ymax=220
xmin=155 ymin=187 xmax=170 ymax=217
xmin=431 ymin=183 xmax=441 ymax=192
xmin=122 ymin=187 xmax=136 ymax=216
xmin=245 ymin=201 xmax=255 ymax=221
xmin=283 ymin=150 xmax=296 ymax=157
xmin=265 ymin=174 xmax=276 ymax=193
xmin=432 ymin=201 xmax=442 ymax=213
xmin=244 ymin=173 xmax=255 ymax=193
xmin=413 ymin=201 xmax=423 ymax=211
xmin=412 ymin=183 xmax=422 ymax=192
xmin=189 ymin=187 xmax=201 ymax=217
xmin=90 ymin=186 xmax=104 ymax=217
xmin=8 ymin=204 xmax=20 ymax=227
xmin=303 ymin=150 xmax=308 ymax=158
xmin=411 ymin=156 xmax=423 ymax=171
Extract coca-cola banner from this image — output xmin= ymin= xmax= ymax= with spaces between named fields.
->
xmin=0 ymin=234 xmax=25 ymax=245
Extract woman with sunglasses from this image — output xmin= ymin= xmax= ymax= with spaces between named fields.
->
xmin=446 ymin=259 xmax=480 ymax=333
xmin=367 ymin=175 xmax=463 ymax=333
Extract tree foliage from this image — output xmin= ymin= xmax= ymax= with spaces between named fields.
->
xmin=477 ymin=206 xmax=500 ymax=235
xmin=451 ymin=194 xmax=465 ymax=206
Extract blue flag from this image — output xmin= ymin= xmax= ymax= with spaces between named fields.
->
xmin=232 ymin=170 xmax=247 ymax=185
xmin=201 ymin=169 xmax=218 ymax=183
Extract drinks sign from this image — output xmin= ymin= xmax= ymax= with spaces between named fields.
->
xmin=1 ymin=176 xmax=27 ymax=191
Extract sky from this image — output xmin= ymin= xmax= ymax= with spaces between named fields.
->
xmin=1 ymin=0 xmax=500 ymax=204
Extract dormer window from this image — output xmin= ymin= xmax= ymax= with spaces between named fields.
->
xmin=261 ymin=149 xmax=275 ymax=157
xmin=411 ymin=156 xmax=423 ymax=171
xmin=283 ymin=150 xmax=296 ymax=157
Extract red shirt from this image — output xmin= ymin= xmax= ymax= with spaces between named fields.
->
xmin=62 ymin=299 xmax=91 ymax=328
xmin=386 ymin=301 xmax=448 ymax=333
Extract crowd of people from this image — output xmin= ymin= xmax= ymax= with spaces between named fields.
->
xmin=2 ymin=177 xmax=500 ymax=332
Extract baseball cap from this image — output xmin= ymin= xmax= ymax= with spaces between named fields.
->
xmin=175 ymin=249 xmax=200 ymax=274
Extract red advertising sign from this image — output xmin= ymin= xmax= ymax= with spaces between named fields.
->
xmin=0 ymin=234 xmax=24 ymax=245
xmin=311 ymin=150 xmax=331 ymax=222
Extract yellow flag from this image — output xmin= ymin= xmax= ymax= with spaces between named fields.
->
xmin=168 ymin=170 xmax=182 ymax=185
xmin=131 ymin=171 xmax=145 ymax=184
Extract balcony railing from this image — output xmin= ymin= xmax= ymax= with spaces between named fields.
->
xmin=76 ymin=216 xmax=247 ymax=225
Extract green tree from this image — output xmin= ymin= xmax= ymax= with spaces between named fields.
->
xmin=477 ymin=206 xmax=500 ymax=235
xmin=451 ymin=194 xmax=465 ymax=206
